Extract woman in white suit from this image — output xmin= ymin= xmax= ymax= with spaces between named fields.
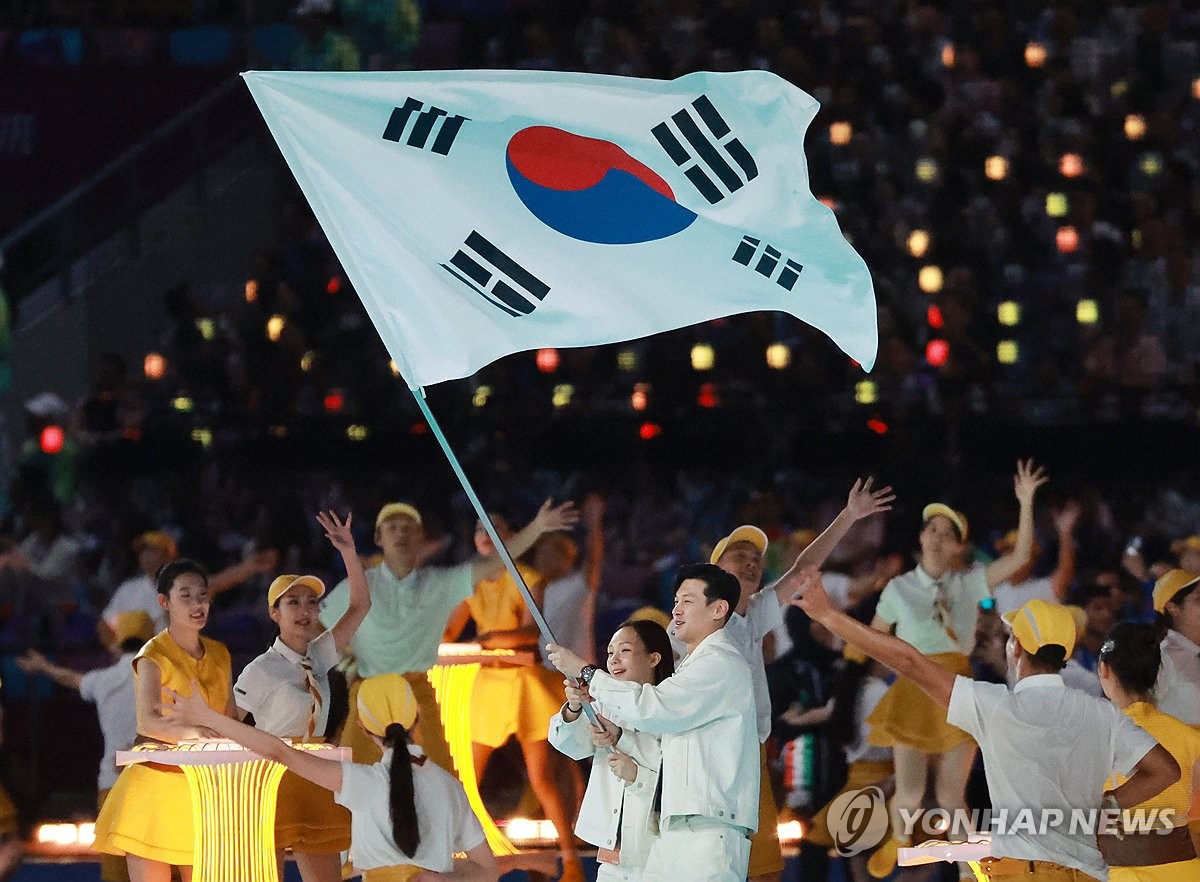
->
xmin=548 ymin=619 xmax=675 ymax=882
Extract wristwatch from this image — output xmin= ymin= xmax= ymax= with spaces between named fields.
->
xmin=579 ymin=664 xmax=598 ymax=685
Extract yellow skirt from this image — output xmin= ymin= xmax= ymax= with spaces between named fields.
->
xmin=1110 ymin=858 xmax=1200 ymax=881
xmin=867 ymin=653 xmax=973 ymax=753
xmin=807 ymin=759 xmax=895 ymax=848
xmin=471 ymin=664 xmax=564 ymax=748
xmin=362 ymin=866 xmax=424 ymax=882
xmin=0 ymin=783 xmax=16 ymax=838
xmin=97 ymin=789 xmax=130 ymax=882
xmin=275 ymin=770 xmax=351 ymax=853
xmin=94 ymin=764 xmax=194 ymax=865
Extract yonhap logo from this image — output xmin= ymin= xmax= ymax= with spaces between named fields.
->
xmin=828 ymin=786 xmax=889 ymax=857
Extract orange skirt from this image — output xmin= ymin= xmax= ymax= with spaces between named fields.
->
xmin=362 ymin=865 xmax=424 ymax=881
xmin=94 ymin=763 xmax=194 ymax=865
xmin=274 ymin=769 xmax=351 ymax=853
xmin=807 ymin=759 xmax=894 ymax=848
xmin=866 ymin=653 xmax=973 ymax=753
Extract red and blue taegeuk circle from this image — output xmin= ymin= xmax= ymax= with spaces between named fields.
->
xmin=505 ymin=126 xmax=697 ymax=245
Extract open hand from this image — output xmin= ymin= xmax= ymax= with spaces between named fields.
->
xmin=533 ymin=498 xmax=580 ymax=535
xmin=1013 ymin=459 xmax=1048 ymax=507
xmin=846 ymin=477 xmax=896 ymax=521
xmin=15 ymin=650 xmax=47 ymax=675
xmin=316 ymin=510 xmax=355 ymax=555
xmin=546 ymin=643 xmax=586 ymax=679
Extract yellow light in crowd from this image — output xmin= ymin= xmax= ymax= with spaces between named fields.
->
xmin=552 ymin=384 xmax=573 ymax=408
xmin=1194 ymin=78 xmax=1200 ymax=100
xmin=1025 ymin=42 xmax=1047 ymax=68
xmin=1124 ymin=113 xmax=1147 ymax=140
xmin=915 ymin=157 xmax=939 ymax=183
xmin=829 ymin=121 xmax=853 ymax=146
xmin=266 ymin=314 xmax=286 ymax=342
xmin=940 ymin=43 xmax=955 ymax=68
xmin=1139 ymin=152 xmax=1163 ymax=176
xmin=1045 ymin=192 xmax=1068 ymax=218
xmin=690 ymin=343 xmax=715 ymax=371
xmin=907 ymin=229 xmax=930 ymax=258
xmin=1132 ymin=228 xmax=1143 ymax=250
xmin=1111 ymin=79 xmax=1129 ymax=98
xmin=388 ymin=359 xmax=401 ymax=377
xmin=143 ymin=352 xmax=166 ymax=380
xmin=617 ymin=348 xmax=639 ymax=371
xmin=1056 ymin=225 xmax=1079 ymax=254
xmin=1059 ymin=153 xmax=1084 ymax=178
xmin=984 ymin=155 xmax=1008 ymax=181
xmin=172 ymin=395 xmax=194 ymax=413
xmin=1076 ymin=299 xmax=1099 ymax=324
xmin=997 ymin=340 xmax=1019 ymax=364
xmin=766 ymin=343 xmax=791 ymax=370
xmin=191 ymin=428 xmax=213 ymax=449
xmin=777 ymin=820 xmax=805 ymax=845
xmin=855 ymin=381 xmax=877 ymax=405
xmin=346 ymin=424 xmax=369 ymax=441
xmin=631 ymin=383 xmax=649 ymax=411
xmin=472 ymin=385 xmax=492 ymax=408
xmin=300 ymin=351 xmax=315 ymax=372
xmin=244 ymin=279 xmax=258 ymax=304
xmin=918 ymin=265 xmax=943 ymax=294
xmin=997 ymin=301 xmax=1022 ymax=326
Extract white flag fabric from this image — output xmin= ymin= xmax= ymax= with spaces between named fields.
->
xmin=243 ymin=69 xmax=877 ymax=387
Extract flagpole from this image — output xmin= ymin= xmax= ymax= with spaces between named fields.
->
xmin=411 ymin=387 xmax=603 ymax=728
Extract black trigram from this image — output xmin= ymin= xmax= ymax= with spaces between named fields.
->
xmin=441 ymin=232 xmax=550 ymax=316
xmin=733 ymin=236 xmax=803 ymax=291
xmin=382 ymin=97 xmax=468 ymax=156
xmin=652 ymin=95 xmax=758 ymax=204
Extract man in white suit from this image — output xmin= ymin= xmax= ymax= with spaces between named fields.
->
xmin=548 ymin=563 xmax=758 ymax=882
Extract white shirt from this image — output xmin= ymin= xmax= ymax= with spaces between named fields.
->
xmin=541 ymin=571 xmax=594 ymax=669
xmin=548 ymin=703 xmax=660 ymax=866
xmin=724 ymin=588 xmax=784 ymax=743
xmin=79 ymin=652 xmax=138 ymax=790
xmin=1156 ymin=629 xmax=1200 ymax=726
xmin=102 ymin=574 xmax=169 ymax=632
xmin=589 ymin=628 xmax=759 ymax=831
xmin=336 ymin=745 xmax=485 ymax=872
xmin=991 ymin=576 xmax=1057 ymax=618
xmin=1061 ymin=658 xmax=1104 ymax=698
xmin=844 ymin=676 xmax=892 ymax=765
xmin=320 ymin=562 xmax=473 ymax=677
xmin=234 ymin=630 xmax=340 ymax=737
xmin=876 ymin=565 xmax=989 ymax=655
xmin=947 ymin=673 xmax=1159 ymax=881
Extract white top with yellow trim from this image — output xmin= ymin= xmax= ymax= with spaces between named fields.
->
xmin=234 ymin=631 xmax=339 ymax=737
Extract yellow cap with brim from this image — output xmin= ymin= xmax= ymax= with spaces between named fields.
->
xmin=114 ymin=610 xmax=156 ymax=645
xmin=357 ymin=673 xmax=418 ymax=735
xmin=375 ymin=502 xmax=422 ymax=529
xmin=134 ymin=530 xmax=178 ymax=561
xmin=1002 ymin=599 xmax=1076 ymax=657
xmin=1170 ymin=535 xmax=1200 ymax=556
xmin=996 ymin=528 xmax=1041 ymax=557
xmin=1153 ymin=569 xmax=1200 ymax=614
xmin=267 ymin=574 xmax=326 ymax=608
xmin=710 ymin=525 xmax=769 ymax=564
xmin=922 ymin=503 xmax=969 ymax=542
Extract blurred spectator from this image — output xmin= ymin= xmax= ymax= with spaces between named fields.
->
xmin=291 ymin=0 xmax=361 ymax=71
xmin=341 ymin=0 xmax=419 ymax=70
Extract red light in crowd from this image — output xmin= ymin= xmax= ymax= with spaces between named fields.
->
xmin=638 ymin=422 xmax=662 ymax=440
xmin=323 ymin=391 xmax=345 ymax=413
xmin=866 ymin=418 xmax=889 ymax=435
xmin=122 ymin=427 xmax=142 ymax=442
xmin=697 ymin=383 xmax=719 ymax=408
xmin=1056 ymin=225 xmax=1079 ymax=254
xmin=926 ymin=305 xmax=945 ymax=329
xmin=409 ymin=422 xmax=429 ymax=435
xmin=536 ymin=348 xmax=560 ymax=373
xmin=925 ymin=339 xmax=950 ymax=367
xmin=326 ymin=276 xmax=342 ymax=294
xmin=40 ymin=425 xmax=65 ymax=455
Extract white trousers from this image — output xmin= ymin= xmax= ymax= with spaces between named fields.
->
xmin=597 ymin=861 xmax=644 ymax=882
xmin=641 ymin=817 xmax=751 ymax=882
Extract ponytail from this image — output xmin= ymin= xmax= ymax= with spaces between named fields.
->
xmin=384 ymin=723 xmax=420 ymax=857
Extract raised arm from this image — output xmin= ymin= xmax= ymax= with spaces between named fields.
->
xmin=470 ymin=499 xmax=578 ymax=584
xmin=985 ymin=459 xmax=1048 ymax=589
xmin=17 ymin=650 xmax=83 ymax=692
xmin=770 ymin=477 xmax=894 ymax=603
xmin=793 ymin=569 xmax=956 ymax=708
xmin=319 ymin=511 xmax=372 ymax=653
xmin=164 ymin=686 xmax=344 ymax=793
xmin=581 ymin=494 xmax=606 ymax=593
xmin=1049 ymin=502 xmax=1081 ymax=602
xmin=209 ymin=549 xmax=279 ymax=596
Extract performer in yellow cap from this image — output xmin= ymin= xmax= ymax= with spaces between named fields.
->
xmin=794 ymin=574 xmax=1181 ymax=882
xmin=18 ymin=609 xmax=156 ymax=882
xmin=99 ymin=531 xmax=178 ymax=644
xmin=165 ymin=673 xmax=497 ymax=882
xmin=862 ymin=459 xmax=1048 ymax=878
xmin=0 ymin=676 xmax=22 ymax=881
xmin=232 ymin=511 xmax=371 ymax=882
xmin=93 ymin=559 xmax=237 ymax=881
xmin=319 ymin=498 xmax=577 ymax=771
xmin=1097 ymin=622 xmax=1200 ymax=879
xmin=1151 ymin=570 xmax=1200 ymax=727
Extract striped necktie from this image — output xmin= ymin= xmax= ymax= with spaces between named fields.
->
xmin=300 ymin=656 xmax=323 ymax=741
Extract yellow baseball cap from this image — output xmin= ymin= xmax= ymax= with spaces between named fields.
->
xmin=995 ymin=529 xmax=1041 ymax=557
xmin=710 ymin=525 xmax=768 ymax=564
xmin=1002 ymin=599 xmax=1077 ymax=657
xmin=1152 ymin=569 xmax=1200 ymax=614
xmin=922 ymin=503 xmax=969 ymax=541
xmin=267 ymin=574 xmax=326 ymax=608
xmin=375 ymin=502 xmax=422 ymax=529
xmin=133 ymin=531 xmax=178 ymax=561
xmin=114 ymin=610 xmax=156 ymax=645
xmin=1170 ymin=535 xmax=1200 ymax=556
xmin=357 ymin=673 xmax=418 ymax=735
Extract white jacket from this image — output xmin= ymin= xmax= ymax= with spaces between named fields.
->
xmin=588 ymin=628 xmax=758 ymax=832
xmin=548 ymin=703 xmax=661 ymax=866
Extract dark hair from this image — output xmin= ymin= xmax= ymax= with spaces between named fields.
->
xmin=1099 ymin=622 xmax=1161 ymax=697
xmin=1160 ymin=581 xmax=1198 ymax=631
xmin=1024 ymin=644 xmax=1068 ymax=671
xmin=617 ymin=619 xmax=676 ymax=684
xmin=155 ymin=559 xmax=209 ymax=596
xmin=119 ymin=637 xmax=146 ymax=653
xmin=675 ymin=563 xmax=740 ymax=623
xmin=383 ymin=722 xmax=420 ymax=857
xmin=1070 ymin=583 xmax=1112 ymax=608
